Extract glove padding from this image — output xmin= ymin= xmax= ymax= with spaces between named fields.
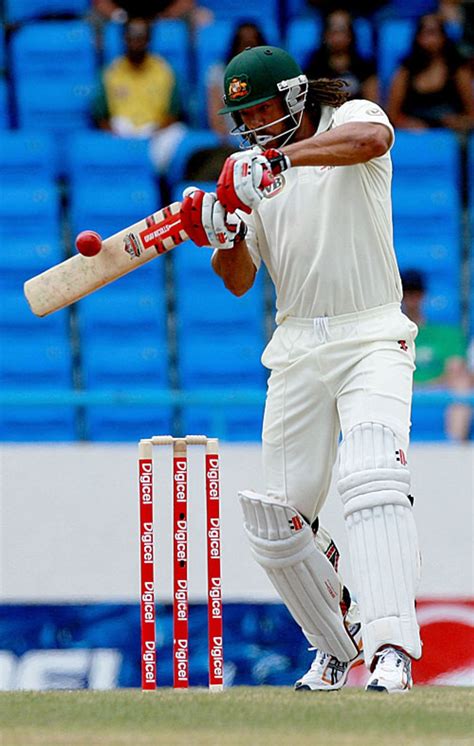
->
xmin=180 ymin=187 xmax=244 ymax=249
xmin=217 ymin=148 xmax=276 ymax=215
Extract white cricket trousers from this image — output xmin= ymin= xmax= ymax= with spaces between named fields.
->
xmin=261 ymin=302 xmax=418 ymax=522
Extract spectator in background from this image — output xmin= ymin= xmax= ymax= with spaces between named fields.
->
xmin=304 ymin=9 xmax=379 ymax=103
xmin=207 ymin=21 xmax=268 ymax=137
xmin=92 ymin=18 xmax=187 ymax=173
xmin=401 ymin=269 xmax=472 ymax=441
xmin=387 ymin=13 xmax=474 ymax=131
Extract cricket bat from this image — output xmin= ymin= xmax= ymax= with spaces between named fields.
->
xmin=24 ymin=201 xmax=187 ymax=317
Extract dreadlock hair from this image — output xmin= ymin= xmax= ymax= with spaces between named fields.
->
xmin=303 ymin=78 xmax=350 ymax=128
xmin=306 ymin=78 xmax=350 ymax=118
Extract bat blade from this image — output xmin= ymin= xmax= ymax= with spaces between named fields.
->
xmin=24 ymin=201 xmax=188 ymax=317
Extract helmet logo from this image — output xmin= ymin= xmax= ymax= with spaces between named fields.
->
xmin=228 ymin=75 xmax=250 ymax=101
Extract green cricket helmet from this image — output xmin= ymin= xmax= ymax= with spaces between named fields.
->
xmin=219 ymin=46 xmax=308 ymax=147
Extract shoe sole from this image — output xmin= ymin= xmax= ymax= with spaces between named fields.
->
xmin=366 ymin=683 xmax=412 ymax=694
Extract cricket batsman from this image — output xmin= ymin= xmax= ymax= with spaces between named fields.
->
xmin=180 ymin=46 xmax=422 ymax=693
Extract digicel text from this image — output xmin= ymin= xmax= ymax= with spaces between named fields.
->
xmin=174 ymin=459 xmax=187 ymax=501
xmin=208 ymin=517 xmax=220 ymax=558
xmin=139 ymin=461 xmax=153 ymax=502
xmin=206 ymin=457 xmax=219 ymax=498
xmin=141 ymin=521 xmax=154 ymax=563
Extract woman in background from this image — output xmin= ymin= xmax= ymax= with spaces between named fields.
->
xmin=387 ymin=13 xmax=474 ymax=131
xmin=304 ymin=8 xmax=379 ymax=103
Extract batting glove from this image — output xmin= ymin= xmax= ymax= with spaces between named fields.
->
xmin=180 ymin=187 xmax=246 ymax=249
xmin=217 ymin=148 xmax=276 ymax=215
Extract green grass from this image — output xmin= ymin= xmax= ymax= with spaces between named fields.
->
xmin=0 ymin=687 xmax=473 ymax=746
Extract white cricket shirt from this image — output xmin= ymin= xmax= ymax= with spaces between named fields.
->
xmin=245 ymin=99 xmax=402 ymax=322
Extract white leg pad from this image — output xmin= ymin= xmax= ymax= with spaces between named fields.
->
xmin=337 ymin=423 xmax=422 ymax=664
xmin=239 ymin=490 xmax=359 ymax=661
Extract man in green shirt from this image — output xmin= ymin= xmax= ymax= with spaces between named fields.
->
xmin=401 ymin=269 xmax=472 ymax=440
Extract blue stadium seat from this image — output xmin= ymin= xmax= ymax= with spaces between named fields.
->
xmin=70 ymin=181 xmax=158 ymax=239
xmin=11 ymin=21 xmax=95 ymax=84
xmin=0 ymin=28 xmax=5 ymax=73
xmin=392 ymin=130 xmax=459 ymax=182
xmin=102 ymin=20 xmax=190 ymax=85
xmin=394 ymin=232 xmax=460 ymax=285
xmin=0 ymin=131 xmax=56 ymax=183
xmin=0 ymin=183 xmax=60 ymax=240
xmin=86 ymin=403 xmax=173 ymax=442
xmin=78 ymin=284 xmax=167 ymax=343
xmin=392 ymin=131 xmax=461 ymax=300
xmin=287 ymin=16 xmax=373 ymax=69
xmin=378 ymin=19 xmax=414 ymax=95
xmin=81 ymin=339 xmax=169 ymax=389
xmin=469 ymin=282 xmax=474 ymax=337
xmin=176 ymin=283 xmax=264 ymax=340
xmin=66 ymin=131 xmax=155 ymax=186
xmin=286 ymin=16 xmax=322 ymax=68
xmin=0 ymin=336 xmax=72 ymax=388
xmin=182 ymin=403 xmax=263 ymax=441
xmin=393 ymin=181 xmax=459 ymax=248
xmin=0 ymin=404 xmax=76 ymax=442
xmin=200 ymin=0 xmax=278 ymax=22
xmin=422 ymin=282 xmax=461 ymax=325
xmin=0 ymin=288 xmax=68 ymax=337
xmin=285 ymin=0 xmax=310 ymax=19
xmin=5 ymin=0 xmax=88 ymax=23
xmin=0 ymin=77 xmax=8 ymax=128
xmin=179 ymin=337 xmax=266 ymax=388
xmin=410 ymin=398 xmax=447 ymax=442
xmin=389 ymin=0 xmax=438 ymax=18
xmin=16 ymin=77 xmax=94 ymax=133
xmin=13 ymin=22 xmax=96 ymax=144
xmin=0 ymin=234 xmax=64 ymax=289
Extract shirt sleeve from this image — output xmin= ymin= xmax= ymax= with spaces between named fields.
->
xmin=332 ymin=99 xmax=395 ymax=149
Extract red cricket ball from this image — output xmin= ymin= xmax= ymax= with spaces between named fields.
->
xmin=75 ymin=230 xmax=103 ymax=257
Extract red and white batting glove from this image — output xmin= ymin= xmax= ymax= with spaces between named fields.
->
xmin=216 ymin=149 xmax=275 ymax=215
xmin=217 ymin=147 xmax=292 ymax=214
xmin=180 ymin=187 xmax=246 ymax=249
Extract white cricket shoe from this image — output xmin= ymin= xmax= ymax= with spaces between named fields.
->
xmin=365 ymin=646 xmax=413 ymax=693
xmin=294 ymin=623 xmax=363 ymax=692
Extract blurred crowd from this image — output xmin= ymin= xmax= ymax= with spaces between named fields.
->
xmin=1 ymin=0 xmax=473 ymax=441
xmin=88 ymin=2 xmax=474 ymax=142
